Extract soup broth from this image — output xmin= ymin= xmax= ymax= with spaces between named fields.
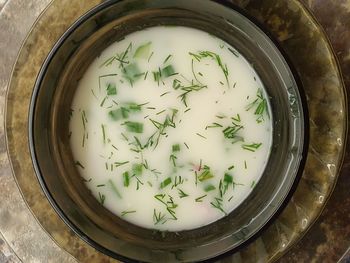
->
xmin=69 ymin=26 xmax=273 ymax=231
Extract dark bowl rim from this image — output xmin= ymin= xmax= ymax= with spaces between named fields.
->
xmin=28 ymin=0 xmax=309 ymax=262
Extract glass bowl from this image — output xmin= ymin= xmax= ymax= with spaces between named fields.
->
xmin=28 ymin=0 xmax=307 ymax=262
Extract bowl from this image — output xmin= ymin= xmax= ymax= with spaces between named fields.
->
xmin=29 ymin=0 xmax=308 ymax=262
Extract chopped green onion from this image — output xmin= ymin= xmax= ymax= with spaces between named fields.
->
xmin=121 ymin=210 xmax=136 ymax=216
xmin=123 ymin=172 xmax=130 ymax=187
xmin=132 ymin=163 xmax=143 ymax=176
xmin=108 ymin=179 xmax=122 ymax=198
xmin=224 ymin=173 xmax=233 ymax=184
xmin=98 ymin=192 xmax=105 ymax=205
xmin=195 ymin=194 xmax=207 ymax=202
xmin=106 ymin=83 xmax=117 ymax=95
xmin=160 ymin=177 xmax=172 ymax=189
xmin=204 ymin=184 xmax=216 ymax=192
xmin=242 ymin=143 xmax=262 ymax=152
xmin=161 ymin=65 xmax=176 ymax=77
xmin=178 ymin=189 xmax=189 ymax=198
xmin=198 ymin=168 xmax=214 ymax=182
xmin=123 ymin=63 xmax=141 ymax=84
xmin=134 ymin=42 xmax=152 ymax=59
xmin=172 ymin=144 xmax=180 ymax=152
xmin=124 ymin=121 xmax=144 ymax=133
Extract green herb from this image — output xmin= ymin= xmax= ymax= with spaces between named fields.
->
xmin=98 ymin=74 xmax=118 ymax=92
xmin=132 ymin=163 xmax=143 ymax=176
xmin=112 ymin=145 xmax=118 ymax=151
xmin=118 ymin=42 xmax=132 ymax=68
xmin=81 ymin=111 xmax=87 ymax=129
xmin=228 ymin=196 xmax=234 ymax=202
xmin=163 ymin=54 xmax=172 ymax=64
xmin=153 ymin=70 xmax=161 ymax=86
xmin=123 ymin=63 xmax=142 ymax=85
xmin=190 ymin=51 xmax=229 ymax=87
xmin=123 ymin=121 xmax=144 ymax=133
xmin=196 ymin=133 xmax=207 ymax=139
xmin=242 ymin=143 xmax=262 ymax=152
xmin=172 ymin=144 xmax=180 ymax=152
xmin=178 ymin=83 xmax=207 ymax=107
xmin=198 ymin=166 xmax=214 ymax=182
xmin=153 ymin=209 xmax=166 ymax=225
xmin=210 ymin=197 xmax=226 ymax=215
xmin=178 ymin=189 xmax=189 ymax=198
xmin=172 ymin=176 xmax=184 ymax=189
xmin=123 ymin=172 xmax=130 ymax=187
xmin=160 ymin=91 xmax=170 ymax=97
xmin=97 ymin=184 xmax=105 ymax=187
xmin=148 ymin=109 xmax=178 ymax=149
xmin=216 ymin=115 xmax=226 ymax=119
xmin=173 ymin=79 xmax=182 ymax=90
xmin=222 ymin=122 xmax=244 ymax=143
xmin=148 ymin=51 xmax=154 ymax=62
xmin=127 ymin=102 xmax=142 ymax=112
xmin=100 ymin=42 xmax=132 ymax=69
xmin=224 ymin=173 xmax=233 ymax=184
xmin=133 ymin=175 xmax=144 ymax=190
xmin=100 ymin=96 xmax=107 ymax=107
xmin=228 ymin=165 xmax=235 ymax=170
xmin=114 ymin=161 xmax=129 ymax=168
xmin=154 ymin=65 xmax=177 ymax=80
xmin=189 ymin=52 xmax=201 ymax=62
xmin=101 ymin=124 xmax=106 ymax=144
xmin=121 ymin=132 xmax=129 ymax=141
xmin=244 ymin=160 xmax=247 ymax=169
xmin=121 ymin=210 xmax=136 ymax=216
xmin=246 ymin=88 xmax=269 ymax=123
xmin=108 ymin=107 xmax=129 ymax=121
xmin=134 ymin=42 xmax=152 ymax=59
xmin=195 ymin=194 xmax=207 ymax=202
xmin=156 ymin=109 xmax=166 ymax=115
xmin=184 ymin=108 xmax=191 ymax=113
xmin=98 ymin=192 xmax=105 ymax=205
xmin=228 ymin=47 xmax=239 ymax=57
xmin=231 ymin=114 xmax=241 ymax=122
xmin=75 ymin=161 xmax=85 ymax=169
xmin=106 ymin=83 xmax=117 ymax=95
xmin=184 ymin=142 xmax=190 ymax=149
xmin=191 ymin=59 xmax=203 ymax=85
xmin=160 ymin=177 xmax=172 ymax=189
xmin=169 ymin=154 xmax=177 ymax=167
xmin=206 ymin=122 xmax=223 ymax=129
xmin=205 ymin=184 xmax=216 ymax=192
xmin=219 ymin=172 xmax=241 ymax=197
xmin=251 ymin=180 xmax=256 ymax=188
xmin=108 ymin=179 xmax=122 ymax=198
xmin=154 ymin=194 xmax=178 ymax=220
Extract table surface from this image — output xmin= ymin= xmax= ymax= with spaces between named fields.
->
xmin=0 ymin=0 xmax=349 ymax=262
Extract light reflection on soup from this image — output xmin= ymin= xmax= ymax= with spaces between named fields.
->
xmin=69 ymin=26 xmax=273 ymax=231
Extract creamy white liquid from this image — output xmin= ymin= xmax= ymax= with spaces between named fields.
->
xmin=69 ymin=26 xmax=272 ymax=231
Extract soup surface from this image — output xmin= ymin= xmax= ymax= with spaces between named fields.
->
xmin=69 ymin=26 xmax=273 ymax=231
